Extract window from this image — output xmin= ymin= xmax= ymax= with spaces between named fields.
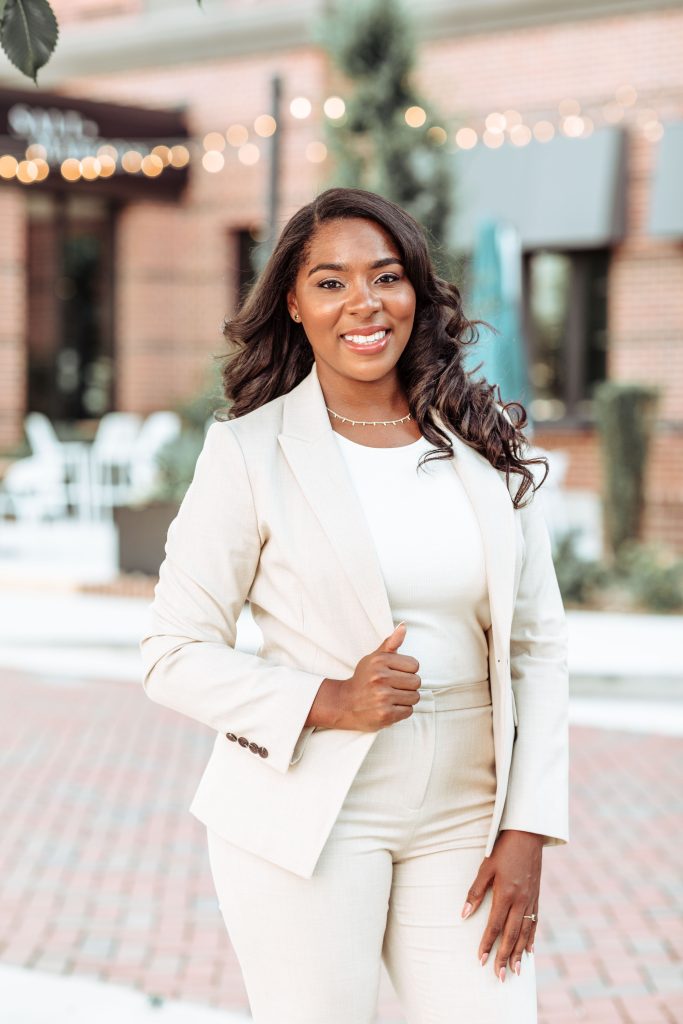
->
xmin=523 ymin=248 xmax=609 ymax=423
xmin=26 ymin=192 xmax=116 ymax=423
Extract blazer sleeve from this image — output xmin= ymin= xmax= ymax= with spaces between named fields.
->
xmin=498 ymin=483 xmax=570 ymax=847
xmin=139 ymin=420 xmax=326 ymax=774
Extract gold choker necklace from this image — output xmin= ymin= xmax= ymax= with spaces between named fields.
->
xmin=326 ymin=407 xmax=412 ymax=427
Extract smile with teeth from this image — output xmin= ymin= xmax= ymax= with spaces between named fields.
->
xmin=342 ymin=329 xmax=389 ymax=345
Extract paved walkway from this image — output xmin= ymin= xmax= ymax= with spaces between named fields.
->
xmin=1 ymin=662 xmax=681 ymax=1023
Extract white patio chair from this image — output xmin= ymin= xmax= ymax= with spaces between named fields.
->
xmin=0 ymin=455 xmax=69 ymax=521
xmin=128 ymin=411 xmax=183 ymax=502
xmin=24 ymin=411 xmax=92 ymax=518
xmin=89 ymin=412 xmax=143 ymax=517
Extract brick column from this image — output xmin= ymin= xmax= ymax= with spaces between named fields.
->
xmin=0 ymin=187 xmax=27 ymax=450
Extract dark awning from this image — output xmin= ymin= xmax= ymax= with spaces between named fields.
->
xmin=446 ymin=126 xmax=627 ymax=252
xmin=648 ymin=120 xmax=683 ymax=239
xmin=0 ymin=86 xmax=189 ymax=200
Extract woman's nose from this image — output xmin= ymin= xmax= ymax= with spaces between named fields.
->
xmin=345 ymin=281 xmax=382 ymax=314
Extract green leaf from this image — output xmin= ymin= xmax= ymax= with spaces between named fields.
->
xmin=0 ymin=2 xmax=8 ymax=23
xmin=0 ymin=0 xmax=59 ymax=84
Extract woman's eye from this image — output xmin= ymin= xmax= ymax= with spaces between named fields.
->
xmin=317 ymin=273 xmax=400 ymax=289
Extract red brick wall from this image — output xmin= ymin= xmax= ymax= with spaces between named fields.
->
xmin=0 ymin=190 xmax=27 ymax=450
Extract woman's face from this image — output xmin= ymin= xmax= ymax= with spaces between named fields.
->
xmin=287 ymin=217 xmax=417 ymax=388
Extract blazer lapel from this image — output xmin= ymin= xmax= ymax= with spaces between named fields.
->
xmin=433 ymin=410 xmax=517 ymax=652
xmin=278 ymin=362 xmax=516 ymax=653
xmin=278 ymin=362 xmax=395 ymax=639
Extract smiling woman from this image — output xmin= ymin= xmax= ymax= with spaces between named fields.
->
xmin=223 ymin=186 xmax=548 ymax=498
xmin=141 ymin=186 xmax=568 ymax=1024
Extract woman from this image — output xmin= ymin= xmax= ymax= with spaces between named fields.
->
xmin=140 ymin=186 xmax=569 ymax=1024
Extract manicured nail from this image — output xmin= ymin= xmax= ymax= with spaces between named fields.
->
xmin=499 ymin=967 xmax=506 ymax=983
xmin=461 ymin=902 xmax=473 ymax=919
xmin=480 ymin=953 xmax=488 ymax=966
xmin=515 ymin=961 xmax=521 ymax=976
xmin=530 ymin=944 xmax=535 ymax=954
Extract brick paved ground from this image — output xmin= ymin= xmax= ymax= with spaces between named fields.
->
xmin=1 ymin=667 xmax=681 ymax=1023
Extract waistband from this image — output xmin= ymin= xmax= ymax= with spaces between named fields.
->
xmin=413 ymin=678 xmax=491 ymax=712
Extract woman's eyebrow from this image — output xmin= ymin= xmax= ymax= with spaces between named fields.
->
xmin=306 ymin=257 xmax=404 ymax=278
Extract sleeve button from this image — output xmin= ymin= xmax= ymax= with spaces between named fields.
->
xmin=258 ymin=747 xmax=268 ymax=758
xmin=225 ymin=732 xmax=237 ymax=742
xmin=238 ymin=736 xmax=249 ymax=747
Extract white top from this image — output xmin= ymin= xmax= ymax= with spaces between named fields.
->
xmin=333 ymin=431 xmax=491 ymax=689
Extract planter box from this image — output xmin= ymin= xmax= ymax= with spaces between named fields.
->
xmin=114 ymin=501 xmax=180 ymax=576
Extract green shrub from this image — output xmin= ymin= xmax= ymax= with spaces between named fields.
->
xmin=552 ymin=529 xmax=683 ymax=612
xmin=552 ymin=529 xmax=608 ymax=605
xmin=612 ymin=541 xmax=683 ymax=612
xmin=594 ymin=381 xmax=659 ymax=557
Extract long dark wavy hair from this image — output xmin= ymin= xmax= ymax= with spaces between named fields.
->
xmin=220 ymin=186 xmax=547 ymax=508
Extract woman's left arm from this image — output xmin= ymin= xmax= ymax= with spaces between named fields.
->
xmin=461 ymin=486 xmax=569 ymax=980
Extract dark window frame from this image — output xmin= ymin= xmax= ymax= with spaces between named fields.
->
xmin=522 ymin=246 xmax=610 ymax=429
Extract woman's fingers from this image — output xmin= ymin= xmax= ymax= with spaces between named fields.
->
xmin=477 ymin=886 xmax=514 ymax=971
xmin=461 ymin=859 xmax=494 ymax=920
xmin=510 ymin=910 xmax=536 ymax=973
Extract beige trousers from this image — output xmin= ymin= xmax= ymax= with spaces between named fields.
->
xmin=207 ymin=679 xmax=537 ymax=1023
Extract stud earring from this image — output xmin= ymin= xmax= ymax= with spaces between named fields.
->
xmin=293 ymin=313 xmax=301 ymax=322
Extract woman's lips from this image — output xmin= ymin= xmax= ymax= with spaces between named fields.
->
xmin=340 ymin=328 xmax=391 ymax=354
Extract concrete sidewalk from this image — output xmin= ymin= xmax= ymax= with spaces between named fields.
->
xmin=2 ymin=590 xmax=681 ymax=739
xmin=2 ymin=587 xmax=681 ymax=681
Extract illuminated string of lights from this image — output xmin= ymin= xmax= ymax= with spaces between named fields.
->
xmin=0 ymin=85 xmax=674 ymax=186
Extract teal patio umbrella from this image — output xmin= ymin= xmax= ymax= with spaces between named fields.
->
xmin=463 ymin=218 xmax=533 ymax=431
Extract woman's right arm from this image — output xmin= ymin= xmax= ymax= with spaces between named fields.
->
xmin=140 ymin=421 xmax=328 ymax=774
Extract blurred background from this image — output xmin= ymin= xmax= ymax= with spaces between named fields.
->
xmin=0 ymin=1 xmax=681 ymax=1022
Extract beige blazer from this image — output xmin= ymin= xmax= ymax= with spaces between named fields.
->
xmin=140 ymin=360 xmax=569 ymax=879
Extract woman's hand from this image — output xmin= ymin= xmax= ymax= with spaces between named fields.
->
xmin=330 ymin=621 xmax=422 ymax=731
xmin=461 ymin=829 xmax=543 ymax=981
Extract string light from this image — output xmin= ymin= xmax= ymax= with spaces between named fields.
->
xmin=16 ymin=160 xmax=38 ymax=183
xmin=141 ymin=153 xmax=164 ymax=177
xmin=405 ymin=106 xmax=426 ymax=127
xmin=0 ymin=155 xmax=18 ymax=178
xmin=254 ymin=115 xmax=276 ymax=137
xmin=427 ymin=126 xmax=447 ymax=145
xmin=121 ymin=150 xmax=142 ymax=173
xmin=485 ymin=112 xmax=506 ymax=133
xmin=98 ymin=154 xmax=116 ymax=177
xmin=323 ymin=96 xmax=345 ymax=119
xmin=202 ymin=150 xmax=224 ymax=173
xmin=0 ymin=84 xmax=672 ymax=185
xmin=455 ymin=127 xmax=477 ymax=150
xmin=509 ymin=124 xmax=532 ymax=146
xmin=290 ymin=97 xmax=311 ymax=119
xmin=60 ymin=158 xmax=81 ymax=181
xmin=203 ymin=132 xmax=226 ymax=152
xmin=80 ymin=156 xmax=101 ymax=180
xmin=169 ymin=145 xmax=190 ymax=167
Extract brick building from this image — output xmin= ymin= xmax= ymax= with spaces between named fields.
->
xmin=1 ymin=0 xmax=682 ymax=548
